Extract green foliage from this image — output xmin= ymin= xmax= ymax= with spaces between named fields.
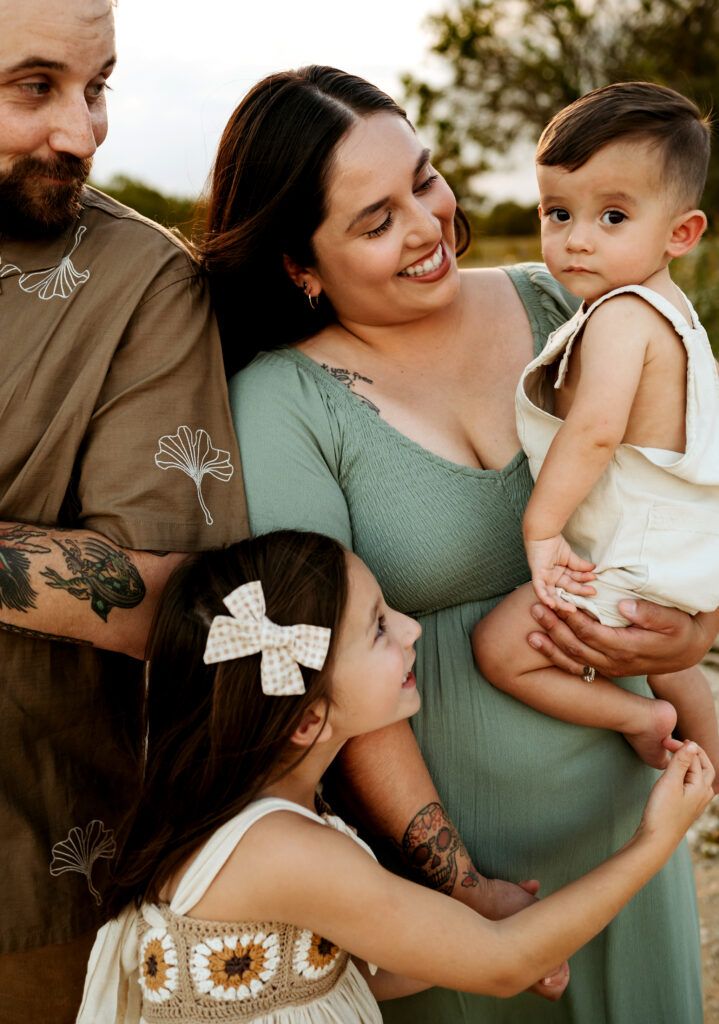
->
xmin=673 ymin=234 xmax=719 ymax=355
xmin=475 ymin=200 xmax=539 ymax=236
xmin=90 ymin=174 xmax=200 ymax=231
xmin=404 ymin=0 xmax=719 ymax=223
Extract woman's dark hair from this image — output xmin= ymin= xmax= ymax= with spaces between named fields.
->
xmin=106 ymin=530 xmax=348 ymax=916
xmin=197 ymin=65 xmax=470 ymax=377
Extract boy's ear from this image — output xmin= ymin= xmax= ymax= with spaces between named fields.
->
xmin=666 ymin=209 xmax=707 ymax=258
xmin=282 ymin=253 xmax=321 ymax=298
xmin=289 ymin=703 xmax=333 ymax=748
xmin=537 ymin=204 xmax=543 ymax=220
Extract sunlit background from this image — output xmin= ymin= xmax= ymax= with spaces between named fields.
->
xmin=92 ymin=0 xmax=537 ymax=203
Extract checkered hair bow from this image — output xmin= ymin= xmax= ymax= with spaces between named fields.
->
xmin=202 ymin=580 xmax=332 ymax=696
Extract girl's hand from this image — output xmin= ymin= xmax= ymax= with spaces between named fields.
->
xmin=527 ymin=600 xmax=719 ymax=678
xmin=640 ymin=740 xmax=714 ymax=840
xmin=525 ymin=535 xmax=595 ymax=610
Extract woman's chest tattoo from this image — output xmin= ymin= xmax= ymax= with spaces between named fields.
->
xmin=320 ymin=364 xmax=380 ymax=414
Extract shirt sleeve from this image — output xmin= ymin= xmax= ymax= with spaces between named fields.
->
xmin=76 ymin=255 xmax=248 ymax=551
xmin=503 ymin=262 xmax=581 ymax=354
xmin=229 ymin=353 xmax=353 ymax=550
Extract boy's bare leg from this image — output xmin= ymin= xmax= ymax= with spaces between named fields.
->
xmin=649 ymin=667 xmax=719 ymax=792
xmin=473 ymin=583 xmax=677 ymax=769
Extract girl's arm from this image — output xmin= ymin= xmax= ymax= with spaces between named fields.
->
xmin=219 ymin=742 xmax=713 ymax=998
xmin=0 ymin=521 xmax=183 ymax=659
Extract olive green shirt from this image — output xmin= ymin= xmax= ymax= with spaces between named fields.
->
xmin=0 ymin=187 xmax=247 ymax=951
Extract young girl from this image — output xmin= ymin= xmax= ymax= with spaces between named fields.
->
xmin=474 ymin=82 xmax=719 ymax=782
xmin=76 ymin=529 xmax=713 ymax=1023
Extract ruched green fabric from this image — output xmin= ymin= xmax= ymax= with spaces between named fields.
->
xmin=230 ymin=264 xmax=701 ymax=1023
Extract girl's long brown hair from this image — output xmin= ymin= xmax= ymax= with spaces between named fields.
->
xmin=197 ymin=65 xmax=470 ymax=377
xmin=106 ymin=530 xmax=347 ymax=917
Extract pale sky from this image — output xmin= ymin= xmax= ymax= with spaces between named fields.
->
xmin=92 ymin=0 xmax=537 ymax=204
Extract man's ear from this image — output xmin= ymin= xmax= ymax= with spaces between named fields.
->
xmin=289 ymin=703 xmax=333 ymax=747
xmin=667 ymin=209 xmax=707 ymax=258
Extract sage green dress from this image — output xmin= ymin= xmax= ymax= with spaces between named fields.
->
xmin=229 ymin=265 xmax=702 ymax=1024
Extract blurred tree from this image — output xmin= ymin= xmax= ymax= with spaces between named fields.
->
xmin=90 ymin=175 xmax=200 ymax=232
xmin=404 ymin=0 xmax=719 ymax=225
xmin=476 ymin=199 xmax=539 ymax=236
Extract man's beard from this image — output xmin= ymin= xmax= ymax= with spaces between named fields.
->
xmin=0 ymin=154 xmax=92 ymax=240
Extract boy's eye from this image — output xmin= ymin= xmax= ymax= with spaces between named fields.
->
xmin=547 ymin=208 xmax=570 ymax=223
xmin=601 ymin=210 xmax=626 ymax=225
xmin=376 ymin=614 xmax=387 ymax=638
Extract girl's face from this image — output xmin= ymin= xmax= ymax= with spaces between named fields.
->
xmin=327 ymin=552 xmax=421 ymax=739
xmin=306 ymin=112 xmax=460 ymax=329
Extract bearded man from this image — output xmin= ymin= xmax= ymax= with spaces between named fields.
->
xmin=0 ymin=2 xmax=246 ymax=1019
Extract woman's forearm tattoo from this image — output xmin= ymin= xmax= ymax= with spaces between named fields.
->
xmin=396 ymin=801 xmax=481 ymax=894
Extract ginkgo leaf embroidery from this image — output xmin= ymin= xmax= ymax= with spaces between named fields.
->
xmin=49 ymin=819 xmax=116 ymax=905
xmin=154 ymin=425 xmax=234 ymax=526
xmin=19 ymin=224 xmax=90 ymax=300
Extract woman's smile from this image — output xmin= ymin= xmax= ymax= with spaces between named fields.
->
xmin=398 ymin=241 xmax=447 ymax=280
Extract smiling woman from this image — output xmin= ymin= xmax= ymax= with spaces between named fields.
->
xmin=203 ymin=66 xmax=711 ymax=1023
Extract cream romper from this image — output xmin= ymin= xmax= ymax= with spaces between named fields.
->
xmin=76 ymin=797 xmax=382 ymax=1024
xmin=516 ymin=283 xmax=719 ymax=626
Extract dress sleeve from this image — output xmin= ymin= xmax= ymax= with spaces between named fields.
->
xmin=229 ymin=353 xmax=353 ymax=549
xmin=503 ymin=262 xmax=581 ymax=354
xmin=76 ymin=255 xmax=247 ymax=551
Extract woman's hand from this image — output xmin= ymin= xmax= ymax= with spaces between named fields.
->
xmin=527 ymin=599 xmax=719 ymax=678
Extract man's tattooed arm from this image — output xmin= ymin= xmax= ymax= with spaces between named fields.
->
xmin=320 ymin=364 xmax=381 ymax=414
xmin=0 ymin=522 xmax=185 ymax=657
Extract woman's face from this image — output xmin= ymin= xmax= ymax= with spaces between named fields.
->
xmin=307 ymin=112 xmax=460 ymax=329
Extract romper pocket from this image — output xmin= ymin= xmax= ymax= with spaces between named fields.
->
xmin=635 ymin=503 xmax=719 ymax=612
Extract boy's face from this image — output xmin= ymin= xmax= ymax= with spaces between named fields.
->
xmin=536 ymin=138 xmax=683 ymax=304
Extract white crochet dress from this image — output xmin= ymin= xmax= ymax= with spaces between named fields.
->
xmin=76 ymin=798 xmax=382 ymax=1024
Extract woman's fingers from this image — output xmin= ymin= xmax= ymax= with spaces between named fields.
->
xmin=527 ymin=605 xmax=599 ymax=675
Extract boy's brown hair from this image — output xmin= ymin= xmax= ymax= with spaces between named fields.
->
xmin=537 ymin=82 xmax=712 ymax=208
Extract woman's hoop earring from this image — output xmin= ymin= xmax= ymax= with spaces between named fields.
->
xmin=303 ymin=282 xmax=319 ymax=310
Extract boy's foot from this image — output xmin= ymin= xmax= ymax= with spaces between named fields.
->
xmin=623 ymin=699 xmax=677 ymax=769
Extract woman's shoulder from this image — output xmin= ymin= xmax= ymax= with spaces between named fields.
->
xmin=503 ymin=262 xmax=579 ymax=324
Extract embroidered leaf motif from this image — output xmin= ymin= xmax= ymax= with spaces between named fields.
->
xmin=154 ymin=425 xmax=234 ymax=526
xmin=49 ymin=819 xmax=116 ymax=905
xmin=0 ymin=256 xmax=20 ymax=278
xmin=19 ymin=224 xmax=90 ymax=300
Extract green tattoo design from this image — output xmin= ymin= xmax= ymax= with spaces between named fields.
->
xmin=0 ymin=525 xmax=51 ymax=612
xmin=41 ymin=538 xmax=146 ymax=622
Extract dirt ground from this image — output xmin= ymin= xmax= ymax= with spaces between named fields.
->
xmin=692 ymin=651 xmax=719 ymax=1023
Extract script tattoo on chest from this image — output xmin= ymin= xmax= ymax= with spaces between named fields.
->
xmin=320 ymin=364 xmax=380 ymax=414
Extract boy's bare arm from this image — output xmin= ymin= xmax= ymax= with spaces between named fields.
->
xmin=524 ymin=300 xmax=650 ymax=542
xmin=0 ymin=521 xmax=184 ymax=658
